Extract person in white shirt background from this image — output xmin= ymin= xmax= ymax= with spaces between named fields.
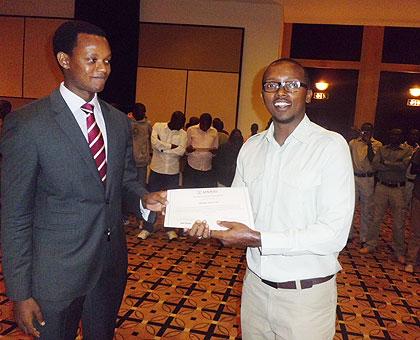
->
xmin=138 ymin=111 xmax=187 ymax=241
xmin=348 ymin=122 xmax=382 ymax=246
xmin=184 ymin=113 xmax=218 ymax=188
xmin=190 ymin=58 xmax=355 ymax=340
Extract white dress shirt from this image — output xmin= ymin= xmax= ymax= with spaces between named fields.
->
xmin=186 ymin=125 xmax=218 ymax=171
xmin=59 ymin=82 xmax=108 ymax=156
xmin=233 ymin=115 xmax=355 ymax=282
xmin=150 ymin=122 xmax=187 ymax=175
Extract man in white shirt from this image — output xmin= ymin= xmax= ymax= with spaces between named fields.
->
xmin=184 ymin=113 xmax=218 ymax=188
xmin=190 ymin=58 xmax=354 ymax=340
xmin=138 ymin=111 xmax=187 ymax=240
xmin=348 ymin=122 xmax=382 ymax=245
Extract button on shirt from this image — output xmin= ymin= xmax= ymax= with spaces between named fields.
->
xmin=349 ymin=137 xmax=382 ymax=173
xmin=59 ymin=82 xmax=108 ymax=156
xmin=186 ymin=125 xmax=218 ymax=171
xmin=150 ymin=122 xmax=187 ymax=175
xmin=232 ymin=115 xmax=355 ymax=282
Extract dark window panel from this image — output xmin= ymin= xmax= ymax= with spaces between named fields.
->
xmin=382 ymin=27 xmax=420 ymax=65
xmin=375 ymin=72 xmax=420 ymax=144
xmin=291 ymin=24 xmax=363 ymax=61
xmin=306 ymin=68 xmax=358 ymax=139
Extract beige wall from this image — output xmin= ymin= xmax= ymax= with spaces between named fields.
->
xmin=140 ymin=0 xmax=282 ymax=134
xmin=282 ymin=0 xmax=420 ymax=27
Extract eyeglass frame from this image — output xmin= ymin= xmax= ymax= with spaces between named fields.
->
xmin=262 ymin=80 xmax=308 ymax=93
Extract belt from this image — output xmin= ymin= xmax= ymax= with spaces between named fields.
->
xmin=354 ymin=172 xmax=374 ymax=177
xmin=261 ymin=274 xmax=334 ymax=290
xmin=378 ymin=180 xmax=405 ymax=188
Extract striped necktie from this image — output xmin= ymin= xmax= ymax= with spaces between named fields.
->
xmin=81 ymin=103 xmax=107 ymax=183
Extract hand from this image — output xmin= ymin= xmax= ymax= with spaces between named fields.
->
xmin=142 ymin=191 xmax=167 ymax=212
xmin=14 ymin=298 xmax=45 ymax=337
xmin=188 ymin=220 xmax=211 ymax=239
xmin=211 ymin=221 xmax=261 ymax=247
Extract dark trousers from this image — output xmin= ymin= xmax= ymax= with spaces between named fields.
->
xmin=144 ymin=170 xmax=179 ymax=232
xmin=36 ymin=244 xmax=127 ymax=340
xmin=183 ymin=163 xmax=215 ymax=188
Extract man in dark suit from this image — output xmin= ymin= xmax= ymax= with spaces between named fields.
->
xmin=0 ymin=21 xmax=166 ymax=339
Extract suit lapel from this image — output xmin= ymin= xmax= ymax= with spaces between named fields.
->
xmin=49 ymin=90 xmax=103 ymax=186
xmin=100 ymin=100 xmax=118 ymax=192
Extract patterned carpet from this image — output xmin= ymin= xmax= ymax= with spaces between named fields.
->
xmin=0 ymin=209 xmax=418 ymax=339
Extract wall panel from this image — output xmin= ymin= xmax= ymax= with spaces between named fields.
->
xmin=23 ymin=18 xmax=65 ymax=98
xmin=136 ymin=67 xmax=187 ymax=124
xmin=0 ymin=17 xmax=24 ymax=97
xmin=186 ymin=71 xmax=239 ymax=133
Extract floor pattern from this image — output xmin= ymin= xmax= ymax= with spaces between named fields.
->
xmin=0 ymin=209 xmax=418 ymax=339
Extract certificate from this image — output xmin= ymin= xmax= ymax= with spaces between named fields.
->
xmin=164 ymin=187 xmax=255 ymax=230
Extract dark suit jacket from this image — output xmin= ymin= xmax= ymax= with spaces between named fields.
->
xmin=0 ymin=89 xmax=148 ymax=302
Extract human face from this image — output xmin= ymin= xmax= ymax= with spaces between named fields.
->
xmin=58 ymin=33 xmax=111 ymax=102
xmin=262 ymin=62 xmax=312 ymax=126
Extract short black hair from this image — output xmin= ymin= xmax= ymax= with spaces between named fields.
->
xmin=361 ymin=122 xmax=374 ymax=131
xmin=263 ymin=58 xmax=311 ymax=89
xmin=212 ymin=118 xmax=224 ymax=132
xmin=132 ymin=103 xmax=146 ymax=121
xmin=200 ymin=113 xmax=212 ymax=125
xmin=53 ymin=20 xmax=107 ymax=57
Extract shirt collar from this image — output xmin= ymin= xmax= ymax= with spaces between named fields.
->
xmin=59 ymin=82 xmax=99 ymax=114
xmin=264 ymin=114 xmax=311 ymax=145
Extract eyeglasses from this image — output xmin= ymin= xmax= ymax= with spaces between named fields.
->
xmin=262 ymin=80 xmax=308 ymax=93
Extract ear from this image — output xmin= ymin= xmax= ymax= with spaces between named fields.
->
xmin=305 ymin=89 xmax=313 ymax=104
xmin=57 ymin=52 xmax=70 ymax=70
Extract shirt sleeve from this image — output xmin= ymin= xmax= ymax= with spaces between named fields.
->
xmin=164 ymin=132 xmax=187 ymax=156
xmin=151 ymin=123 xmax=171 ymax=151
xmin=260 ymin=137 xmax=355 ymax=256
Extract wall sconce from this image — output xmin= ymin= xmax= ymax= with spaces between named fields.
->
xmin=313 ymin=81 xmax=329 ymax=100
xmin=407 ymin=87 xmax=420 ymax=107
xmin=315 ymin=81 xmax=329 ymax=91
xmin=409 ymin=87 xmax=420 ymax=97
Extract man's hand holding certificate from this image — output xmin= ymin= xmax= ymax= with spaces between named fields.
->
xmin=164 ymin=187 xmax=255 ymax=230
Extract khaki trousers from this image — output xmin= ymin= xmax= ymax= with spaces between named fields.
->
xmin=366 ymin=183 xmax=406 ymax=256
xmin=407 ymin=195 xmax=420 ymax=264
xmin=241 ymin=269 xmax=337 ymax=340
xmin=350 ymin=176 xmax=375 ymax=242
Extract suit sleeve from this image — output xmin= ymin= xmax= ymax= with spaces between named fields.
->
xmin=121 ymin=116 xmax=149 ymax=215
xmin=1 ymin=113 xmax=38 ymax=301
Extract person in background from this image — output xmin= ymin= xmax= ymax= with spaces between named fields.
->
xmin=250 ymin=123 xmax=259 ymax=137
xmin=348 ymin=122 xmax=382 ymax=245
xmin=131 ymin=102 xmax=152 ymax=188
xmin=0 ymin=21 xmax=166 ymax=339
xmin=213 ymin=128 xmax=244 ymax=187
xmin=185 ymin=116 xmax=199 ymax=130
xmin=184 ymin=113 xmax=218 ymax=188
xmin=138 ymin=111 xmax=187 ymax=241
xmin=403 ymin=128 xmax=419 ymax=209
xmin=190 ymin=58 xmax=354 ymax=340
xmin=212 ymin=117 xmax=229 ymax=145
xmin=405 ymin=148 xmax=420 ymax=273
xmin=360 ymin=128 xmax=412 ymax=264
